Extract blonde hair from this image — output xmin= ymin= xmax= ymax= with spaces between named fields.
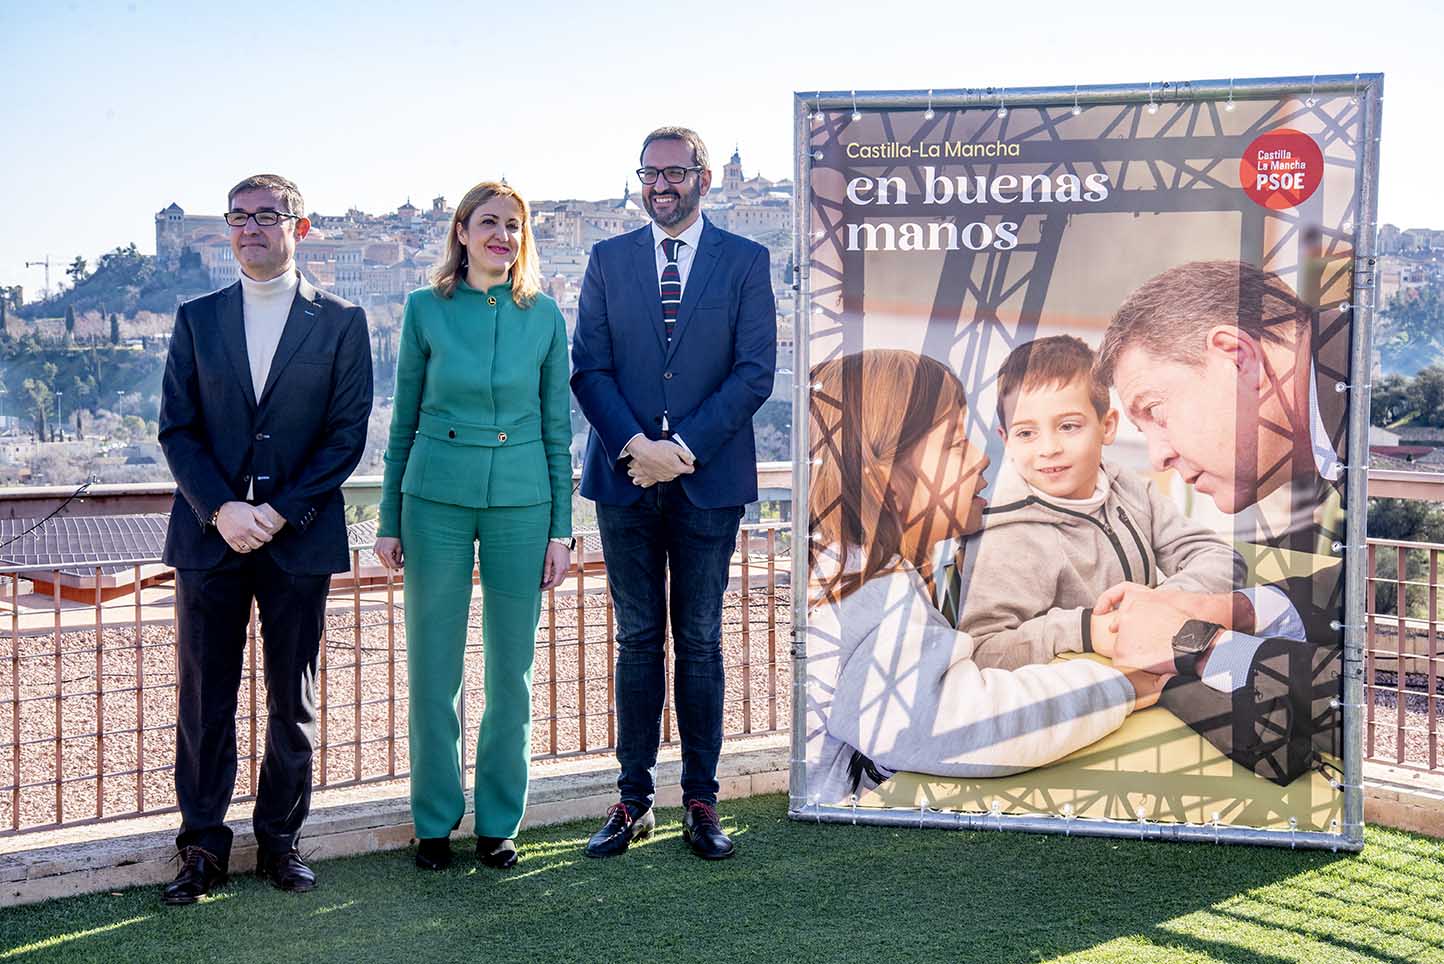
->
xmin=431 ymin=181 xmax=542 ymax=307
xmin=809 ymin=349 xmax=971 ymax=605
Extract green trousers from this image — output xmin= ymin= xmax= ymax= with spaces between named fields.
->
xmin=402 ymin=496 xmax=549 ymax=840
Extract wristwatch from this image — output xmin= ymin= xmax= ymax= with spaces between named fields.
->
xmin=550 ymin=536 xmax=577 ymax=551
xmin=1171 ymin=619 xmax=1222 ymax=677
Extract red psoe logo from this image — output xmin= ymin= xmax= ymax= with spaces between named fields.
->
xmin=1240 ymin=129 xmax=1323 ymax=210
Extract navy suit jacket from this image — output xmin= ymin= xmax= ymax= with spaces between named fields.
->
xmin=158 ymin=277 xmax=373 ymax=575
xmin=572 ymin=218 xmax=776 ymax=508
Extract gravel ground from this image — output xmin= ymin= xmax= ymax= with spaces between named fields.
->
xmin=0 ymin=579 xmax=793 ymax=833
xmin=3 ymin=578 xmax=1438 ymax=834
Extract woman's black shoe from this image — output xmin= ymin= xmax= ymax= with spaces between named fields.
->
xmin=476 ymin=836 xmax=518 ymax=869
xmin=415 ymin=837 xmax=452 ymax=871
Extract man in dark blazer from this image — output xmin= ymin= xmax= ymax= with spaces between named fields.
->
xmin=573 ymin=127 xmax=776 ymax=860
xmin=157 ymin=174 xmax=372 ymax=903
xmin=1092 ymin=260 xmax=1345 ymax=785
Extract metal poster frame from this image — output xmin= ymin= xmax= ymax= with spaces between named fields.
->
xmin=788 ymin=74 xmax=1382 ymax=851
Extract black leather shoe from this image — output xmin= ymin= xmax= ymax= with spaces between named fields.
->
xmin=476 ymin=836 xmax=518 ymax=869
xmin=415 ymin=837 xmax=452 ymax=871
xmin=584 ymin=802 xmax=654 ymax=858
xmin=161 ymin=846 xmax=227 ymax=906
xmin=255 ymin=846 xmax=317 ymax=892
xmin=682 ymin=801 xmax=735 ymax=860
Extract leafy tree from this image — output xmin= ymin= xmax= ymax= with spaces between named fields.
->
xmin=1368 ymin=497 xmax=1444 ymax=619
xmin=110 ymin=312 xmax=120 ymax=345
xmin=1406 ymin=365 xmax=1444 ymax=427
xmin=63 ymin=305 xmax=76 ymax=342
xmin=21 ymin=377 xmax=51 ymax=440
xmin=1370 ymin=373 xmax=1411 ymax=425
xmin=1378 ymin=288 xmax=1444 ymax=376
xmin=67 ymin=255 xmax=88 ymax=285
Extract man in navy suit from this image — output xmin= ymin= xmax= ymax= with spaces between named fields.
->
xmin=157 ymin=174 xmax=372 ymax=903
xmin=573 ymin=127 xmax=776 ymax=860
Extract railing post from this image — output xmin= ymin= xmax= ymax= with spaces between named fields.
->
xmin=1366 ymin=543 xmax=1377 ymax=760
xmin=741 ymin=528 xmax=752 ymax=734
xmin=1430 ymin=548 xmax=1439 ymax=772
xmin=94 ymin=567 xmax=104 ymax=819
xmin=1397 ymin=544 xmax=1408 ymax=764
xmin=576 ymin=542 xmax=587 ymax=754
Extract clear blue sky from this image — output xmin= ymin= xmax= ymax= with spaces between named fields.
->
xmin=1 ymin=0 xmax=1437 ymax=296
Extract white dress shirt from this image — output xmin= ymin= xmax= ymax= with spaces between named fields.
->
xmin=623 ymin=218 xmax=707 ymax=464
xmin=650 ymin=216 xmax=705 ymax=292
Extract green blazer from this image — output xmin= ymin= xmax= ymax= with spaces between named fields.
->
xmin=378 ymin=280 xmax=573 ymax=540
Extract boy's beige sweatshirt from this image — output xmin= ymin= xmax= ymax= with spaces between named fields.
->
xmin=954 ymin=460 xmax=1245 ymax=670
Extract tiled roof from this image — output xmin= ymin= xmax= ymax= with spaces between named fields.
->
xmin=0 ymin=514 xmax=390 ymax=576
xmin=0 ymin=513 xmax=168 ymax=575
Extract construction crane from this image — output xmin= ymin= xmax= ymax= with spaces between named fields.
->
xmin=24 ymin=255 xmax=64 ymax=301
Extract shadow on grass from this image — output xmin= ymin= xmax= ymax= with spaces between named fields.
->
xmin=1 ymin=793 xmax=1441 ymax=964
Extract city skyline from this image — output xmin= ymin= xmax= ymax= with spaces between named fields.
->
xmin=3 ymin=1 xmax=1439 ymax=293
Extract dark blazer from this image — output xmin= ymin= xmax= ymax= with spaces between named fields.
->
xmin=158 ymin=276 xmax=373 ymax=575
xmin=571 ymin=218 xmax=776 ymax=508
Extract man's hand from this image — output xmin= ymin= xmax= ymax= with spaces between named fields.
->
xmin=374 ymin=536 xmax=404 ymax=570
xmin=1093 ymin=581 xmax=1150 ymax=618
xmin=255 ymin=503 xmax=287 ymax=534
xmin=1112 ymin=591 xmax=1193 ymax=676
xmin=1096 ymin=582 xmax=1253 ymax=634
xmin=625 ymin=437 xmax=695 ymax=488
xmin=214 ymin=501 xmax=279 ymax=554
xmin=1122 ymin=669 xmax=1170 ymax=712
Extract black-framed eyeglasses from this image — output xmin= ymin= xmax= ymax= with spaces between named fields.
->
xmin=224 ymin=210 xmax=301 ymax=227
xmin=636 ymin=166 xmax=703 ymax=185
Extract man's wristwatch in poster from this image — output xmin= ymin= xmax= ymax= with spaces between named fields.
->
xmin=550 ymin=536 xmax=577 ymax=551
xmin=1171 ymin=619 xmax=1223 ymax=677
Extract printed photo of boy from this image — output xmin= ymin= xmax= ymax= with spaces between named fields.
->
xmin=949 ymin=335 xmax=1246 ymax=670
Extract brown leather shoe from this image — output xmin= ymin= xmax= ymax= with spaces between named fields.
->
xmin=255 ymin=846 xmax=317 ymax=892
xmin=161 ymin=846 xmax=227 ymax=906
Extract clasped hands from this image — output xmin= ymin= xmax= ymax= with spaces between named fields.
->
xmin=215 ymin=501 xmax=286 ymax=554
xmin=1087 ymin=583 xmax=1246 ymax=711
xmin=626 ymin=437 xmax=694 ymax=488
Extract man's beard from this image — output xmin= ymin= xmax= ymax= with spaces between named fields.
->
xmin=645 ymin=182 xmax=701 ymax=227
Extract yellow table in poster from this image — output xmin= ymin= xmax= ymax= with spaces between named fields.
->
xmin=859 ymin=701 xmax=1342 ymax=832
xmin=859 ymin=540 xmax=1345 ymax=831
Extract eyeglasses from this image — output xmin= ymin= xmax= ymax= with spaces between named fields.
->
xmin=636 ymin=166 xmax=704 ymax=185
xmin=224 ymin=210 xmax=301 ymax=227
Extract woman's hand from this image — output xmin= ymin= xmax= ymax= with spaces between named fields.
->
xmin=1122 ymin=668 xmax=1170 ymax=712
xmin=374 ymin=536 xmax=405 ymax=570
xmin=540 ymin=541 xmax=572 ymax=590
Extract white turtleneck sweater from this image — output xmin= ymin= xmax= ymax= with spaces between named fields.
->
xmin=240 ymin=267 xmax=299 ymax=403
xmin=239 ymin=267 xmax=299 ymax=499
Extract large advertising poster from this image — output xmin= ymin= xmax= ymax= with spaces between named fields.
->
xmin=791 ymin=76 xmax=1381 ymax=848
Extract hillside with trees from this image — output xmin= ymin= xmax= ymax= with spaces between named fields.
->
xmin=16 ymin=244 xmax=212 ymax=320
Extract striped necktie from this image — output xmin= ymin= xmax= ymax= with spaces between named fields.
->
xmin=660 ymin=237 xmax=683 ymax=343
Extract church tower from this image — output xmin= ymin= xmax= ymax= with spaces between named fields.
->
xmin=722 ymin=146 xmax=744 ymax=196
xmin=155 ymin=202 xmax=187 ymax=268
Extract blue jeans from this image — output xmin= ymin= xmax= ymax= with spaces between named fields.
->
xmin=596 ymin=483 xmax=743 ymax=809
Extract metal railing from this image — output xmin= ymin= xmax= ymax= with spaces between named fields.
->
xmin=1365 ymin=537 xmax=1443 ymax=772
xmin=3 ymin=468 xmax=1442 ymax=839
xmin=0 ymin=524 xmax=791 ymax=837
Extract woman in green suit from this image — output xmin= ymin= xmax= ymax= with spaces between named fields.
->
xmin=374 ymin=181 xmax=573 ymax=871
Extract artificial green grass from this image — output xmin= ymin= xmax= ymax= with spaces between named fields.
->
xmin=1 ymin=793 xmax=1441 ymax=964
